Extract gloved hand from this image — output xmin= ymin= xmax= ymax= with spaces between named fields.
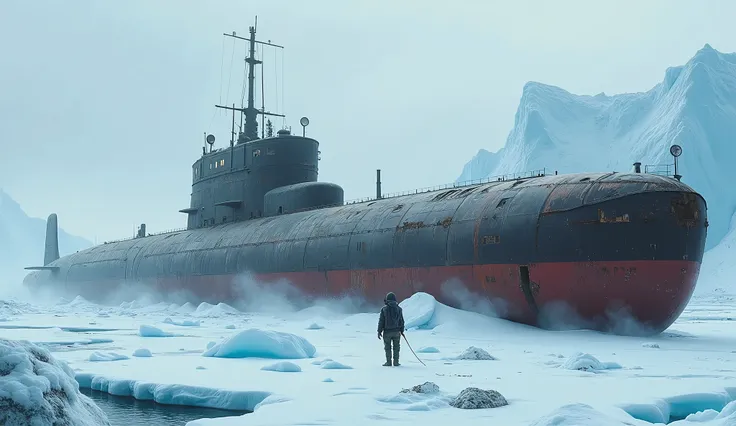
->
xmin=377 ymin=332 xmax=382 ymax=340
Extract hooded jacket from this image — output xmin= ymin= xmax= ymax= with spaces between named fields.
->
xmin=378 ymin=299 xmax=405 ymax=334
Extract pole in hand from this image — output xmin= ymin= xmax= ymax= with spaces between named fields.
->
xmin=401 ymin=333 xmax=426 ymax=366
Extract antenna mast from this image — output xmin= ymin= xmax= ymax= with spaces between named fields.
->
xmin=216 ymin=17 xmax=285 ymax=144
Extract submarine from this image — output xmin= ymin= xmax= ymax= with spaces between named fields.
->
xmin=24 ymin=23 xmax=708 ymax=336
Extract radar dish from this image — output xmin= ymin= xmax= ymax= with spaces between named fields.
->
xmin=670 ymin=144 xmax=682 ymax=157
xmin=206 ymin=134 xmax=216 ymax=145
xmin=300 ymin=117 xmax=310 ymax=127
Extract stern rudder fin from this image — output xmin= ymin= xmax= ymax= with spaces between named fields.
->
xmin=25 ymin=213 xmax=61 ymax=271
xmin=44 ymin=213 xmax=60 ymax=266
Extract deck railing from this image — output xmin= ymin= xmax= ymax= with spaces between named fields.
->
xmin=103 ymin=168 xmax=549 ymax=244
xmin=644 ymin=164 xmax=674 ymax=177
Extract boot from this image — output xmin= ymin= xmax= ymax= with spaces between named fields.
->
xmin=383 ymin=351 xmax=392 ymax=366
xmin=393 ymin=353 xmax=400 ymax=366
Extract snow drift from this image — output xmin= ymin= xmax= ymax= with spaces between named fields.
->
xmin=75 ymin=372 xmax=270 ymax=411
xmin=201 ymin=328 xmax=316 ymax=359
xmin=0 ymin=338 xmax=110 ymax=425
xmin=456 ymin=44 xmax=736 ymax=252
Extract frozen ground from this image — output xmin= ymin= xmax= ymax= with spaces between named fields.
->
xmin=2 ymin=291 xmax=736 ymax=425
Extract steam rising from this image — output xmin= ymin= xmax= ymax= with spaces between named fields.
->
xmin=6 ymin=271 xmax=380 ymax=317
xmin=7 ymin=270 xmax=663 ymax=336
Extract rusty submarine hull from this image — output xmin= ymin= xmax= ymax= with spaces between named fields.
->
xmin=22 ymin=23 xmax=708 ymax=336
xmin=24 ymin=169 xmax=707 ymax=336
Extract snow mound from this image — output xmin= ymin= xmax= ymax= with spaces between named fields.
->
xmin=400 ymin=292 xmax=437 ymax=329
xmin=206 ymin=341 xmax=216 ymax=350
xmin=323 ymin=378 xmax=334 ymax=382
xmin=64 ymin=295 xmax=98 ymax=311
xmin=642 ymin=342 xmax=660 ymax=349
xmin=306 ymin=322 xmax=324 ymax=330
xmin=138 ymin=324 xmax=174 ymax=337
xmin=377 ymin=387 xmax=453 ymax=411
xmin=75 ymin=372 xmax=270 ymax=411
xmin=401 ymin=382 xmax=440 ymax=394
xmin=261 ymin=361 xmax=302 ymax=372
xmin=449 ymin=387 xmax=508 ymax=409
xmin=119 ymin=300 xmax=144 ymax=310
xmin=194 ymin=302 xmax=241 ymax=317
xmin=561 ymin=352 xmax=622 ymax=372
xmin=201 ymin=328 xmax=316 ymax=359
xmin=0 ymin=300 xmax=39 ymax=316
xmin=529 ymin=403 xmax=634 ymax=425
xmin=132 ymin=348 xmax=152 ymax=357
xmin=88 ymin=351 xmax=129 ymax=362
xmin=0 ymin=338 xmax=110 ymax=425
xmin=163 ymin=317 xmax=201 ymax=327
xmin=320 ymin=360 xmax=353 ymax=370
xmin=176 ymin=302 xmax=196 ymax=314
xmin=311 ymin=358 xmax=333 ymax=365
xmin=225 ymin=324 xmax=236 ymax=329
xmin=454 ymin=346 xmax=496 ymax=360
xmin=398 ymin=291 xmax=508 ymax=332
xmin=417 ymin=346 xmax=440 ymax=353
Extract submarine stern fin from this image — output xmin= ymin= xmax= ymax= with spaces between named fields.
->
xmin=44 ymin=213 xmax=60 ymax=265
xmin=25 ymin=213 xmax=61 ymax=271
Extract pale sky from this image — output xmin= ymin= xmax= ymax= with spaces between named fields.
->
xmin=1 ymin=0 xmax=734 ymax=243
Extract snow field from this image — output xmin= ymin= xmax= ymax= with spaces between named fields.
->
xmin=1 ymin=292 xmax=736 ymax=424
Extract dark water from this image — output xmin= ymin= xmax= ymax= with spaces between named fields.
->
xmin=81 ymin=388 xmax=251 ymax=426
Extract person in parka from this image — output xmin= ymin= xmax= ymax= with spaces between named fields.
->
xmin=377 ymin=291 xmax=405 ymax=366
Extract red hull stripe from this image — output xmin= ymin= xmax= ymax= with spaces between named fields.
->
xmin=133 ymin=260 xmax=698 ymax=333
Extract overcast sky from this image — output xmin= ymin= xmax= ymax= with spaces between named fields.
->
xmin=1 ymin=0 xmax=734 ymax=243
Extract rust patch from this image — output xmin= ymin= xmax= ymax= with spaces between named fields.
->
xmin=397 ymin=221 xmax=425 ymax=231
xmin=572 ymin=209 xmax=630 ymax=225
xmin=598 ymin=209 xmax=630 ymax=223
xmin=671 ymin=193 xmax=700 ymax=228
xmin=481 ymin=235 xmax=501 ymax=245
xmin=437 ymin=216 xmax=453 ymax=228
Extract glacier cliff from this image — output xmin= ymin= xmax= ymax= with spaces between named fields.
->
xmin=457 ymin=44 xmax=736 ymax=251
xmin=0 ymin=189 xmax=91 ymax=286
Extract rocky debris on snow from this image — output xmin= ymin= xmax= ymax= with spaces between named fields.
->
xmin=642 ymin=342 xmax=660 ymax=349
xmin=449 ymin=387 xmax=508 ymax=409
xmin=400 ymin=381 xmax=440 ymax=394
xmin=455 ymin=346 xmax=496 ymax=360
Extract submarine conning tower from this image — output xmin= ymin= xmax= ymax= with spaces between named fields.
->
xmin=179 ymin=21 xmax=343 ymax=229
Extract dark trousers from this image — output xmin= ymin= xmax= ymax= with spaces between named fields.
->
xmin=383 ymin=330 xmax=401 ymax=362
